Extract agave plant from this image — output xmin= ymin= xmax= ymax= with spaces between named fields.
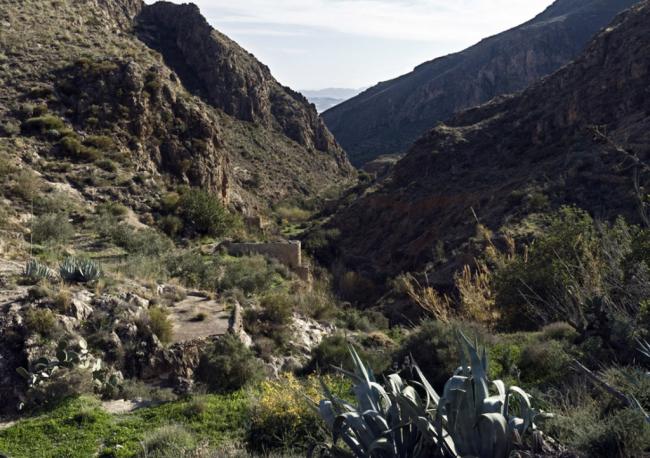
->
xmin=22 ymin=259 xmax=54 ymax=283
xmin=434 ymin=333 xmax=538 ymax=457
xmin=59 ymin=257 xmax=101 ymax=283
xmin=313 ymin=346 xmax=452 ymax=457
xmin=314 ymin=332 xmax=541 ymax=458
xmin=16 ymin=338 xmax=105 ymax=394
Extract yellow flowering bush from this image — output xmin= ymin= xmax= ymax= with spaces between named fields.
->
xmin=247 ymin=373 xmax=350 ymax=452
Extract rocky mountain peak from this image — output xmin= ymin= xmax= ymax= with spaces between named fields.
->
xmin=135 ymin=2 xmax=349 ymax=166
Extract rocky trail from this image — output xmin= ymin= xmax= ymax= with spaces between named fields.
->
xmin=168 ymin=294 xmax=230 ymax=344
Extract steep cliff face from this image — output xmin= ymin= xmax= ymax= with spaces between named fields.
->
xmin=327 ymin=0 xmax=650 ymax=291
xmin=323 ymin=0 xmax=640 ymax=166
xmin=134 ymin=2 xmax=348 ymax=166
xmin=0 ymin=0 xmax=352 ymax=217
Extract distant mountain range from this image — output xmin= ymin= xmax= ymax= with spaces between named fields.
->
xmin=301 ymin=88 xmax=365 ymax=112
xmin=322 ymin=0 xmax=641 ymax=166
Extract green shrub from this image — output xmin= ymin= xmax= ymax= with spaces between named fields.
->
xmin=139 ymin=424 xmax=196 ymax=458
xmin=58 ymin=135 xmax=99 ymax=161
xmin=518 ymin=339 xmax=572 ymax=386
xmin=22 ymin=115 xmax=65 ymax=133
xmin=12 ymin=170 xmax=39 ymax=201
xmin=103 ymin=224 xmax=173 ymax=257
xmin=259 ymin=292 xmax=293 ymax=326
xmin=335 ymin=307 xmax=389 ymax=332
xmin=248 ymin=373 xmax=345 ymax=453
xmin=94 ymin=158 xmax=117 ymax=172
xmin=195 ymin=335 xmax=264 ymax=393
xmin=541 ymin=321 xmax=579 ymax=341
xmin=96 ymin=201 xmax=128 ymax=218
xmin=394 ymin=320 xmax=487 ymax=390
xmin=148 ymin=307 xmax=173 ymax=345
xmin=494 ymin=207 xmax=638 ymax=331
xmin=31 ymin=213 xmax=74 ymax=244
xmin=275 ymin=205 xmax=311 ymax=223
xmin=159 ymin=192 xmax=180 ymax=213
xmin=84 ymin=135 xmax=115 ymax=151
xmin=244 ymin=292 xmax=294 ymax=349
xmin=549 ymin=401 xmax=650 ymax=458
xmin=217 ymin=255 xmax=288 ymax=294
xmin=176 ymin=189 xmax=238 ymax=237
xmin=23 ymin=367 xmax=95 ymax=410
xmin=53 ymin=287 xmax=72 ymax=315
xmin=294 ymin=287 xmax=338 ymax=321
xmin=302 ymin=333 xmax=390 ymax=376
xmin=166 ymin=251 xmax=217 ymax=289
xmin=158 ymin=214 xmax=183 ymax=238
xmin=24 ymin=308 xmax=59 ymax=338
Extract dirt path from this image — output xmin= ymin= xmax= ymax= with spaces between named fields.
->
xmin=169 ymin=294 xmax=230 ymax=343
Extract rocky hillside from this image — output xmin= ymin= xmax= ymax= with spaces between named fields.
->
xmin=324 ymin=0 xmax=650 ymax=294
xmin=0 ymin=0 xmax=353 ymax=221
xmin=322 ymin=0 xmax=640 ymax=166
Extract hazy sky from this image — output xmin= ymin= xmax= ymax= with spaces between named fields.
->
xmin=145 ymin=0 xmax=555 ymax=90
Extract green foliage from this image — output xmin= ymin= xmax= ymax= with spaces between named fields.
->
xmin=12 ymin=169 xmax=40 ymax=201
xmin=244 ymin=292 xmax=296 ymax=350
xmin=22 ymin=115 xmax=65 ymax=133
xmin=248 ymin=373 xmax=350 ymax=453
xmin=96 ymin=201 xmax=128 ymax=218
xmin=94 ymin=158 xmax=117 ymax=172
xmin=548 ymin=394 xmax=650 ymax=458
xmin=176 ymin=189 xmax=238 ymax=237
xmin=148 ymin=307 xmax=173 ymax=345
xmin=195 ymin=335 xmax=264 ymax=393
xmin=158 ymin=214 xmax=183 ymax=238
xmin=58 ymin=135 xmax=100 ymax=161
xmin=102 ymin=223 xmax=173 ymax=257
xmin=217 ymin=255 xmax=288 ymax=294
xmin=84 ymin=135 xmax=115 ymax=151
xmin=335 ymin=307 xmax=389 ymax=332
xmin=59 ymin=257 xmax=102 ymax=283
xmin=302 ymin=333 xmax=390 ymax=376
xmin=0 ymin=392 xmax=249 ymax=458
xmin=31 ymin=212 xmax=74 ymax=244
xmin=540 ymin=322 xmax=579 ymax=342
xmin=165 ymin=250 xmax=216 ymax=289
xmin=518 ymin=339 xmax=572 ymax=386
xmin=259 ymin=292 xmax=293 ymax=325
xmin=23 ymin=308 xmax=59 ymax=338
xmin=494 ymin=207 xmax=649 ymax=333
xmin=394 ymin=320 xmax=485 ymax=390
xmin=16 ymin=339 xmax=106 ymax=410
xmin=139 ymin=424 xmax=196 ymax=458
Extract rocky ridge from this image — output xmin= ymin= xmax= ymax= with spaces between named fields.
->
xmin=325 ymin=0 xmax=650 ymax=295
xmin=323 ymin=0 xmax=641 ymax=166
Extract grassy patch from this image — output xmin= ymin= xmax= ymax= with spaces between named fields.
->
xmin=0 ymin=393 xmax=249 ymax=458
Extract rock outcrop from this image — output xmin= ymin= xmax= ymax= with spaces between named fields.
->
xmin=0 ymin=0 xmax=353 ymax=218
xmin=326 ymin=0 xmax=650 ymax=296
xmin=135 ymin=2 xmax=350 ymax=168
xmin=322 ymin=0 xmax=641 ymax=166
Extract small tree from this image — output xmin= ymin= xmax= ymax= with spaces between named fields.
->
xmin=176 ymin=189 xmax=237 ymax=237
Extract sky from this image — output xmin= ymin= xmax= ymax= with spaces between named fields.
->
xmin=144 ymin=0 xmax=556 ymax=90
